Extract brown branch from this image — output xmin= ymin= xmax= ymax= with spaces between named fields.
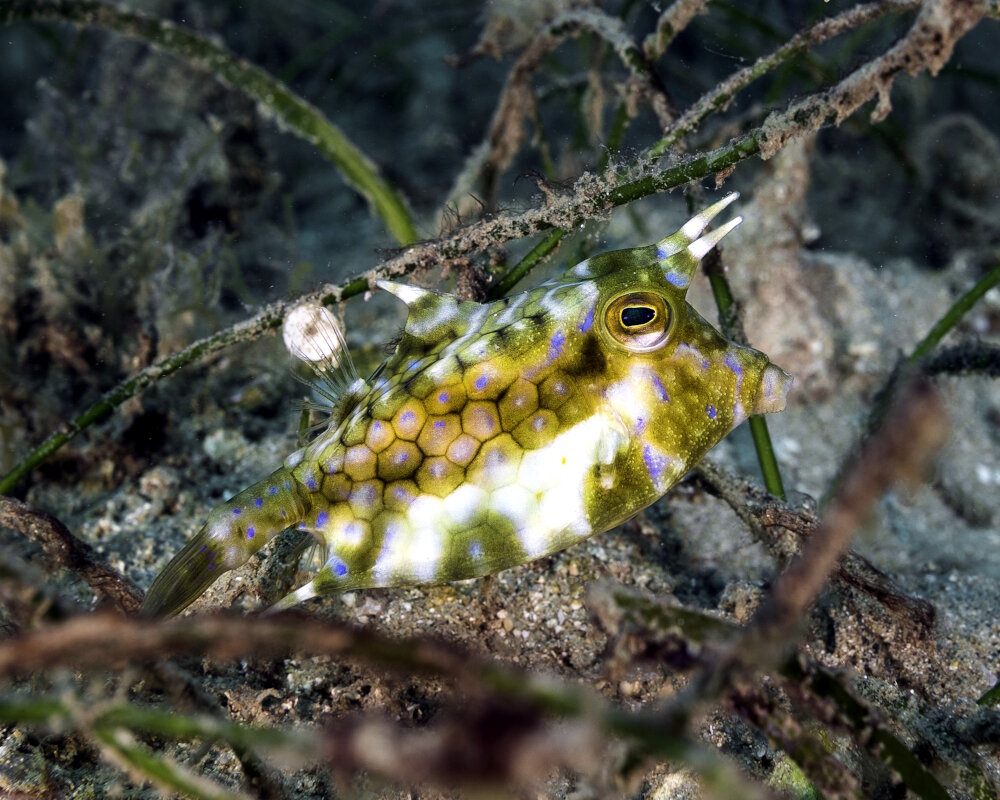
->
xmin=693 ymin=461 xmax=936 ymax=632
xmin=322 ymin=701 xmax=603 ymax=791
xmin=726 ymin=680 xmax=862 ymax=800
xmin=561 ymin=8 xmax=675 ymax=129
xmin=643 ymin=0 xmax=711 ymax=60
xmin=654 ymin=0 xmax=921 ymax=154
xmin=0 ymin=496 xmax=143 ymax=614
xmin=482 ymin=7 xmax=673 ymax=191
xmin=751 ymin=378 xmax=946 ymax=644
xmin=757 ymin=0 xmax=985 ymax=159
xmin=660 ymin=377 xmax=947 ymax=724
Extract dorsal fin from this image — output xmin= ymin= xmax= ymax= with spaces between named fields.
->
xmin=282 ymin=303 xmax=366 ymax=427
xmin=377 ymin=280 xmax=483 ymax=356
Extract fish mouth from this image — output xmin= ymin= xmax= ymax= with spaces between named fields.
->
xmin=752 ymin=363 xmax=793 ymax=415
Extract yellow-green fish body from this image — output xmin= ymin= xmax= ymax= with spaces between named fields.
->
xmin=141 ymin=194 xmax=791 ymax=616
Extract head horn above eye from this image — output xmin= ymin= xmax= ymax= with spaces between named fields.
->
xmin=658 ymin=192 xmax=743 ymax=292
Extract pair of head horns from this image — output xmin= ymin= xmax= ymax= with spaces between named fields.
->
xmin=659 ymin=192 xmax=742 ymax=292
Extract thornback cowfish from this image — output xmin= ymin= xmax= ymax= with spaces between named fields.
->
xmin=141 ymin=193 xmax=792 ymax=617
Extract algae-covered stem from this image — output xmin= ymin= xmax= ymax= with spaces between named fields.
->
xmin=0 ymin=137 xmax=764 ymax=495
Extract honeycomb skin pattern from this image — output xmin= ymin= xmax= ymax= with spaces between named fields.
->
xmin=297 ymin=361 xmax=594 ymax=594
xmin=140 ymin=196 xmax=793 ymax=617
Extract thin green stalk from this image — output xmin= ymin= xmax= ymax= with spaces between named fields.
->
xmin=0 ymin=695 xmax=310 ymax=798
xmin=748 ymin=416 xmax=785 ymax=499
xmin=606 ymin=131 xmax=761 ymax=207
xmin=907 ymin=260 xmax=1000 ymax=365
xmin=0 ymin=696 xmax=69 ymax=725
xmin=822 ymin=260 xmax=1000 ymax=509
xmin=0 ymin=696 xmax=289 ymax=755
xmin=698 ymin=227 xmax=786 ymax=499
xmin=488 ymin=229 xmax=566 ymax=299
xmin=0 ymin=0 xmax=418 ymax=245
xmin=598 ymin=101 xmax=630 ymax=172
xmin=784 ymin=661 xmax=953 ymax=800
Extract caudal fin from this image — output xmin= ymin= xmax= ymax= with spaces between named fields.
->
xmin=140 ymin=523 xmax=226 ymax=617
xmin=141 ymin=466 xmax=309 ymax=617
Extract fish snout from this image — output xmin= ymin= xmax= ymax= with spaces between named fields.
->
xmin=752 ymin=363 xmax=793 ymax=415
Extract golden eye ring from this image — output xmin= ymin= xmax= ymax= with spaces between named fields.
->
xmin=602 ymin=291 xmax=672 ymax=352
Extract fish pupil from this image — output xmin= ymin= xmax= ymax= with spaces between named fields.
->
xmin=621 ymin=306 xmax=656 ymax=327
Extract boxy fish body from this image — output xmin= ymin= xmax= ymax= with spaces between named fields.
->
xmin=141 ymin=194 xmax=791 ymax=617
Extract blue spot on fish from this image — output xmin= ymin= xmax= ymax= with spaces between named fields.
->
xmin=232 ymin=508 xmax=241 ymax=516
xmin=331 ymin=558 xmax=348 ymax=577
xmin=725 ymin=352 xmax=745 ymax=392
xmin=548 ymin=329 xmax=566 ymax=361
xmin=664 ymin=270 xmax=687 ymax=287
xmin=650 ymin=373 xmax=669 ymax=402
xmin=656 ymin=246 xmax=671 ymax=261
xmin=643 ymin=444 xmax=672 ymax=484
xmin=254 ymin=497 xmax=263 ymax=507
xmin=400 ymin=411 xmax=415 ymax=425
xmin=434 ymin=419 xmax=446 ymax=429
xmin=578 ymin=304 xmax=595 ymax=333
xmin=268 ymin=486 xmax=279 ymax=496
xmin=284 ymin=480 xmax=292 ymax=490
xmin=475 ymin=373 xmax=489 ymax=391
xmin=707 ymin=405 xmax=717 ymax=419
xmin=438 ymin=391 xmax=449 ymax=403
xmin=306 ymin=476 xmax=317 ymax=491
xmin=316 ymin=511 xmax=329 ymax=527
xmin=469 ymin=541 xmax=483 ymax=560
xmin=246 ymin=527 xmax=255 ymax=540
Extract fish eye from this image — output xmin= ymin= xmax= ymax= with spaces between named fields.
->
xmin=603 ymin=292 xmax=672 ymax=351
xmin=620 ymin=305 xmax=656 ymax=328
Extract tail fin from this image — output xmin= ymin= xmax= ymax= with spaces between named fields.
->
xmin=140 ymin=466 xmax=308 ymax=617
xmin=139 ymin=523 xmax=227 ymax=617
